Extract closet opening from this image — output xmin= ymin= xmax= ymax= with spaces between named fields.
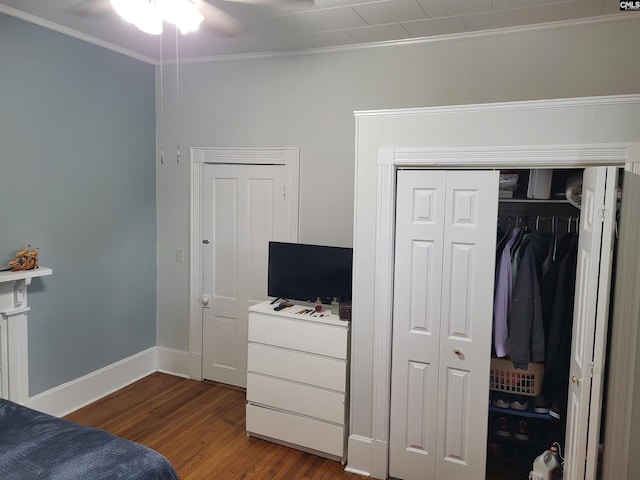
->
xmin=486 ymin=167 xmax=622 ymax=480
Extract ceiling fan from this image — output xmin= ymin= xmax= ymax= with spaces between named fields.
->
xmin=68 ymin=0 xmax=307 ymax=165
xmin=68 ymin=0 xmax=305 ymax=37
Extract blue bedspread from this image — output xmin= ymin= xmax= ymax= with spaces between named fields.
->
xmin=0 ymin=399 xmax=179 ymax=480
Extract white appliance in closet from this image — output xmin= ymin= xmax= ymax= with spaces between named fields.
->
xmin=388 ymin=166 xmax=618 ymax=480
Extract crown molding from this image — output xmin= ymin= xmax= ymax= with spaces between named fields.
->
xmin=179 ymin=13 xmax=639 ymax=65
xmin=2 ymin=5 xmax=637 ymax=66
xmin=0 ymin=5 xmax=156 ymax=65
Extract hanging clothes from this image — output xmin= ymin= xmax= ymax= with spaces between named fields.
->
xmin=510 ymin=227 xmax=529 ymax=291
xmin=493 ymin=227 xmax=521 ymax=358
xmin=540 ymin=218 xmax=558 ymax=277
xmin=543 ymin=233 xmax=579 ymax=415
xmin=509 ymin=232 xmax=551 ymax=370
xmin=540 ymin=233 xmax=575 ymax=349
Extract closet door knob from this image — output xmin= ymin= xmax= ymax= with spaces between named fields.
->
xmin=454 ymin=348 xmax=463 ymax=356
xmin=572 ymin=376 xmax=581 ymax=385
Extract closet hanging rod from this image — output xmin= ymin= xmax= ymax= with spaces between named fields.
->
xmin=497 ymin=215 xmax=532 ymax=221
xmin=533 ymin=216 xmax=580 ymax=233
xmin=498 ymin=215 xmax=580 ymax=233
xmin=497 ymin=215 xmax=528 ymax=226
xmin=499 ymin=215 xmax=576 ymax=223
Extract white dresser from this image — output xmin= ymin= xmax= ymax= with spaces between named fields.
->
xmin=246 ymin=300 xmax=350 ymax=462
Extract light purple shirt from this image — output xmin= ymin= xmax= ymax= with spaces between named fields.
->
xmin=493 ymin=228 xmax=521 ymax=357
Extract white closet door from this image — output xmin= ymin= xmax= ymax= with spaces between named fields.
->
xmin=564 ymin=166 xmax=618 ymax=480
xmin=389 ymin=170 xmax=498 ymax=480
xmin=389 ymin=170 xmax=447 ymax=480
xmin=435 ymin=171 xmax=498 ymax=480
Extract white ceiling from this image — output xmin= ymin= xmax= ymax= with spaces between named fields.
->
xmin=0 ymin=0 xmax=630 ymax=63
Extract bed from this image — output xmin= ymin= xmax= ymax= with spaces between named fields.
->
xmin=0 ymin=398 xmax=180 ymax=479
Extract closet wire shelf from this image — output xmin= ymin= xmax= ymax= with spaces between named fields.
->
xmin=489 ymin=358 xmax=544 ymax=397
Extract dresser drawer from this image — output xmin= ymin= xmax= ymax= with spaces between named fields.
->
xmin=248 ymin=312 xmax=348 ymax=359
xmin=247 ymin=343 xmax=346 ymax=392
xmin=246 ymin=404 xmax=344 ymax=458
xmin=247 ymin=373 xmax=345 ymax=424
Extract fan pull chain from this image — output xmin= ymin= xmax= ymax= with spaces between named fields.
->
xmin=159 ymin=31 xmax=165 ymax=165
xmin=176 ymin=25 xmax=181 ymax=165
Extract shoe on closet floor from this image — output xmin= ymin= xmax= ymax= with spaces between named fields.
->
xmin=509 ymin=395 xmax=530 ymax=411
xmin=549 ymin=400 xmax=562 ymax=419
xmin=492 ymin=392 xmax=510 ymax=409
xmin=496 ymin=416 xmax=511 ymax=437
xmin=514 ymin=419 xmax=529 ymax=441
xmin=533 ymin=394 xmax=550 ymax=414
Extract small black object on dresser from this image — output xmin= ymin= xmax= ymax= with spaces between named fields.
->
xmin=339 ymin=301 xmax=351 ymax=321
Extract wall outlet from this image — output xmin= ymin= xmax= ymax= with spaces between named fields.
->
xmin=176 ymin=249 xmax=184 ymax=263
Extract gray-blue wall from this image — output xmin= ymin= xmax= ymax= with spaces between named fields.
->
xmin=0 ymin=14 xmax=157 ymax=396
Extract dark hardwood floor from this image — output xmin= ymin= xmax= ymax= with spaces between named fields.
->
xmin=65 ymin=372 xmax=521 ymax=480
xmin=65 ymin=372 xmax=361 ymax=480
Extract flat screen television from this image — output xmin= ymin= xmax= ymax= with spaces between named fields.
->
xmin=267 ymin=241 xmax=353 ymax=304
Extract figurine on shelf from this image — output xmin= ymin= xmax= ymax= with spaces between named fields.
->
xmin=8 ymin=245 xmax=40 ymax=272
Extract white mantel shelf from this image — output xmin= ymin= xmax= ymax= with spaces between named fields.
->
xmin=0 ymin=267 xmax=52 ymax=285
xmin=0 ymin=266 xmax=52 ymax=404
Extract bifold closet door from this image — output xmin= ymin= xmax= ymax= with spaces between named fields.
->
xmin=389 ymin=170 xmax=498 ymax=480
xmin=564 ymin=166 xmax=618 ymax=480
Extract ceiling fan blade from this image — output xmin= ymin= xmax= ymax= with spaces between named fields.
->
xmin=65 ymin=0 xmax=113 ymax=17
xmin=197 ymin=1 xmax=243 ymax=37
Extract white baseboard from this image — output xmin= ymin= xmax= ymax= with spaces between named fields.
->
xmin=189 ymin=351 xmax=203 ymax=380
xmin=345 ymin=435 xmax=373 ymax=478
xmin=25 ymin=347 xmax=190 ymax=417
xmin=156 ymin=346 xmax=190 ymax=378
xmin=370 ymin=438 xmax=389 ymax=479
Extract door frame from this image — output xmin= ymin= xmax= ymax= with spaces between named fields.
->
xmin=370 ymin=143 xmax=632 ymax=478
xmin=601 ymin=149 xmax=640 ymax=480
xmin=189 ymin=147 xmax=300 ymax=380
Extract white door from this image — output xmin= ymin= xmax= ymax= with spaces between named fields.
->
xmin=389 ymin=170 xmax=498 ymax=480
xmin=389 ymin=170 xmax=445 ymax=480
xmin=564 ymin=166 xmax=618 ymax=479
xmin=201 ymin=164 xmax=294 ymax=387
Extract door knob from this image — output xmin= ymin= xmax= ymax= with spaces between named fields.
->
xmin=454 ymin=348 xmax=463 ymax=356
xmin=201 ymin=295 xmax=210 ymax=306
xmin=572 ymin=376 xmax=581 ymax=385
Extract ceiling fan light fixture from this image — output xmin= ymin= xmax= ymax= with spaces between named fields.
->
xmin=179 ymin=6 xmax=205 ymax=34
xmin=158 ymin=0 xmax=204 ymax=34
xmin=110 ymin=0 xmax=147 ymax=25
xmin=110 ymin=0 xmax=203 ymax=35
xmin=134 ymin=11 xmax=164 ymax=35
